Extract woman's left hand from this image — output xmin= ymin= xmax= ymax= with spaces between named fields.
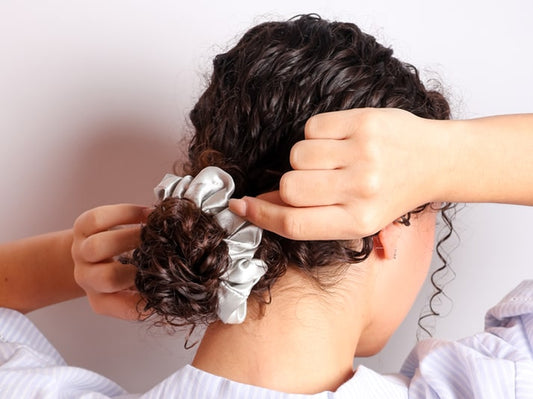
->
xmin=230 ymin=108 xmax=445 ymax=239
xmin=72 ymin=204 xmax=149 ymax=320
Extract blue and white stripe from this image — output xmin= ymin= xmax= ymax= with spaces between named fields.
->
xmin=139 ymin=364 xmax=407 ymax=398
xmin=0 ymin=309 xmax=127 ymax=398
xmin=1 ymin=281 xmax=533 ymax=398
xmin=402 ymin=280 xmax=533 ymax=398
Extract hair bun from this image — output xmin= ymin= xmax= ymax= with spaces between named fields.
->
xmin=132 ymin=197 xmax=229 ymax=326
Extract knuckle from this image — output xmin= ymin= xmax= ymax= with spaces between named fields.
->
xmin=254 ymin=203 xmax=268 ymax=225
xmin=357 ymin=132 xmax=380 ymax=162
xmin=278 ymin=174 xmax=291 ymax=203
xmin=304 ymin=114 xmax=320 ymax=138
xmin=358 ymin=173 xmax=381 ymax=198
xmin=78 ymin=205 xmax=112 ymax=235
xmin=356 ymin=209 xmax=380 ymax=237
xmin=73 ymin=210 xmax=91 ymax=235
xmin=99 ymin=268 xmax=119 ymax=293
xmin=279 ymin=172 xmax=299 ymax=205
xmin=85 ymin=265 xmax=120 ymax=294
xmin=289 ymin=141 xmax=304 ymax=169
xmin=70 ymin=241 xmax=81 ymax=261
xmin=73 ymin=265 xmax=87 ymax=288
xmin=246 ymin=198 xmax=266 ymax=225
xmin=359 ymin=109 xmax=381 ymax=133
xmin=75 ymin=212 xmax=97 ymax=237
xmin=281 ymin=214 xmax=303 ymax=239
xmin=88 ymin=208 xmax=106 ymax=231
xmin=80 ymin=237 xmax=99 ymax=262
xmin=338 ymin=222 xmax=360 ymax=240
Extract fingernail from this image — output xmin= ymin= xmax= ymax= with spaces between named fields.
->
xmin=229 ymin=198 xmax=247 ymax=217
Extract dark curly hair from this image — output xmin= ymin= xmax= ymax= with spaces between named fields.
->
xmin=131 ymin=14 xmax=454 ymax=330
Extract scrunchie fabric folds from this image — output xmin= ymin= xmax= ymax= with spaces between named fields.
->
xmin=153 ymin=166 xmax=267 ymax=324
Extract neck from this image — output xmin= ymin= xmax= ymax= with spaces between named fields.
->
xmin=192 ymin=267 xmax=367 ymax=394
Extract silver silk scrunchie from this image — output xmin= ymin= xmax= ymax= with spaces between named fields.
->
xmin=153 ymin=166 xmax=267 ymax=324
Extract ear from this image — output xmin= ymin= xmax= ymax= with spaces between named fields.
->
xmin=373 ymin=222 xmax=403 ymax=260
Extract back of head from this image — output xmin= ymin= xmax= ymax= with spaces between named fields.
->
xmin=132 ymin=14 xmax=451 ymax=328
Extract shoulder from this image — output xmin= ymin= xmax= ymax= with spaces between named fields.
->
xmin=485 ymin=280 xmax=533 ymax=332
xmin=0 ymin=308 xmax=128 ymax=398
xmin=0 ymin=307 xmax=65 ymax=366
xmin=400 ymin=281 xmax=533 ymax=398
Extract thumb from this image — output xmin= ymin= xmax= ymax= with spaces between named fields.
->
xmin=229 ymin=193 xmax=355 ymax=240
xmin=229 ymin=192 xmax=296 ymax=237
xmin=229 ymin=191 xmax=286 ymax=217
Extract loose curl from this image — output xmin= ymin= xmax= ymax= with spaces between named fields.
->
xmin=132 ymin=14 xmax=455 ymax=332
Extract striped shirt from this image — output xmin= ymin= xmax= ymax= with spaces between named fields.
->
xmin=1 ymin=281 xmax=532 ymax=398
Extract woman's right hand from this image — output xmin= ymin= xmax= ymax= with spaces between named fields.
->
xmin=72 ymin=204 xmax=150 ymax=320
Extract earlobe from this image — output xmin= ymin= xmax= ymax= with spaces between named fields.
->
xmin=374 ymin=223 xmax=402 ymax=260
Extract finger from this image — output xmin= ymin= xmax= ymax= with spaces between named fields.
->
xmin=75 ymin=261 xmax=137 ymax=293
xmin=290 ymin=139 xmax=351 ymax=170
xmin=87 ymin=290 xmax=148 ymax=320
xmin=305 ymin=109 xmax=364 ymax=140
xmin=79 ymin=226 xmax=141 ymax=263
xmin=241 ymin=197 xmax=364 ymax=240
xmin=256 ymin=191 xmax=285 ymax=205
xmin=74 ymin=204 xmax=149 ymax=237
xmin=280 ymin=169 xmax=352 ymax=207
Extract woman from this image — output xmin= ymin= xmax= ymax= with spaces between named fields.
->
xmin=1 ymin=14 xmax=532 ymax=398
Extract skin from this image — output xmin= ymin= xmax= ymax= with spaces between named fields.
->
xmin=3 ymin=109 xmax=532 ymax=315
xmin=0 ymin=205 xmax=147 ymax=316
xmin=230 ymin=109 xmax=533 ymax=240
xmin=72 ymin=204 xmax=149 ymax=319
xmin=356 ymin=209 xmax=436 ymax=356
xmin=192 ymin=209 xmax=437 ymax=393
xmin=0 ymin=202 xmax=430 ymax=393
xmin=0 ymin=108 xmax=532 ymax=392
xmin=0 ymin=230 xmax=84 ymax=313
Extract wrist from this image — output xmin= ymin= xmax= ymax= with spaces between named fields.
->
xmin=433 ymin=118 xmax=478 ymax=204
xmin=423 ymin=118 xmax=458 ymax=204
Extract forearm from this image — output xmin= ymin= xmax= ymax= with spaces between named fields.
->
xmin=436 ymin=114 xmax=533 ymax=205
xmin=0 ymin=229 xmax=85 ymax=313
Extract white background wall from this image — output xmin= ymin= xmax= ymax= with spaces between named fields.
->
xmin=1 ymin=0 xmax=532 ymax=393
